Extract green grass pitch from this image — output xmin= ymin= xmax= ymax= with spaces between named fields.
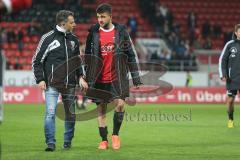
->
xmin=1 ymin=103 xmax=240 ymax=160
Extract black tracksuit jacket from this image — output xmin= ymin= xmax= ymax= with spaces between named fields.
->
xmin=32 ymin=25 xmax=83 ymax=89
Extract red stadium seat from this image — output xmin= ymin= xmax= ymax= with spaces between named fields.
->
xmin=23 ymin=36 xmax=30 ymax=43
xmin=9 ymin=43 xmax=18 ymax=50
xmin=2 ymin=44 xmax=9 ymax=50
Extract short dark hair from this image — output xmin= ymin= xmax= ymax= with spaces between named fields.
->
xmin=235 ymin=24 xmax=240 ymax=32
xmin=56 ymin=10 xmax=74 ymax=25
xmin=96 ymin=3 xmax=112 ymax=15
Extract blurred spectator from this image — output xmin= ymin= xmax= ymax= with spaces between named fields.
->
xmin=193 ymin=36 xmax=203 ymax=49
xmin=202 ymin=37 xmax=212 ymax=49
xmin=202 ymin=20 xmax=211 ymax=38
xmin=159 ymin=4 xmax=168 ymax=18
xmin=150 ymin=49 xmax=171 ymax=62
xmin=155 ymin=12 xmax=165 ymax=37
xmin=187 ymin=11 xmax=197 ymax=43
xmin=150 ymin=38 xmax=171 ymax=62
xmin=166 ymin=9 xmax=174 ymax=30
xmin=6 ymin=60 xmax=14 ymax=70
xmin=187 ymin=11 xmax=197 ymax=31
xmin=166 ymin=31 xmax=179 ymax=51
xmin=27 ymin=19 xmax=42 ymax=36
xmin=184 ymin=48 xmax=197 ymax=71
xmin=127 ymin=15 xmax=138 ymax=40
xmin=151 ymin=0 xmax=159 ymax=19
xmin=155 ymin=3 xmax=173 ymax=38
xmin=176 ymin=40 xmax=187 ymax=58
xmin=213 ymin=22 xmax=222 ymax=38
xmin=0 ymin=28 xmax=7 ymax=44
xmin=150 ymin=51 xmax=159 ymax=61
xmin=194 ymin=26 xmax=201 ymax=39
xmin=7 ymin=28 xmax=16 ymax=43
xmin=163 ymin=20 xmax=170 ymax=37
xmin=139 ymin=0 xmax=157 ymax=23
xmin=160 ymin=49 xmax=171 ymax=60
xmin=159 ymin=4 xmax=173 ymax=28
xmin=185 ymin=71 xmax=193 ymax=87
xmin=17 ymin=28 xmax=24 ymax=52
xmin=14 ymin=57 xmax=22 ymax=69
xmin=172 ymin=21 xmax=181 ymax=36
xmin=224 ymin=28 xmax=233 ymax=44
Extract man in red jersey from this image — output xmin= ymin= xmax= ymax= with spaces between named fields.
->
xmin=84 ymin=3 xmax=142 ymax=150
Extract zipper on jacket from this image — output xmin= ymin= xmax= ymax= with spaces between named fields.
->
xmin=64 ymin=33 xmax=69 ymax=88
xmin=51 ymin=64 xmax=54 ymax=82
xmin=229 ymin=67 xmax=231 ymax=78
xmin=91 ymin=42 xmax=93 ymax=53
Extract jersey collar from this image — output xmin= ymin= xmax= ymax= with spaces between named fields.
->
xmin=99 ymin=25 xmax=115 ymax=32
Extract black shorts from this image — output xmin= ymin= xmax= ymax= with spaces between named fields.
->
xmin=227 ymin=90 xmax=240 ymax=97
xmin=92 ymin=81 xmax=125 ymax=105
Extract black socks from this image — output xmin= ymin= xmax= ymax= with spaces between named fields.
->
xmin=99 ymin=126 xmax=108 ymax=141
xmin=228 ymin=111 xmax=234 ymax=120
xmin=113 ymin=111 xmax=125 ymax=135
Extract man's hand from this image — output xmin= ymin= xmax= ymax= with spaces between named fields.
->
xmin=79 ymin=77 xmax=88 ymax=92
xmin=38 ymin=81 xmax=46 ymax=90
xmin=134 ymin=84 xmax=143 ymax=89
xmin=221 ymin=77 xmax=226 ymax=82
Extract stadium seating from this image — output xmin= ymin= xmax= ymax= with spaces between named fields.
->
xmin=1 ymin=0 xmax=157 ymax=70
xmin=159 ymin=0 xmax=240 ymax=49
xmin=1 ymin=0 xmax=238 ymax=69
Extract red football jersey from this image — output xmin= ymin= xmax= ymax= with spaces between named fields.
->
xmin=97 ymin=26 xmax=117 ymax=83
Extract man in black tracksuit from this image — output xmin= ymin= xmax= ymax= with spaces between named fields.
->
xmin=219 ymin=24 xmax=240 ymax=128
xmin=84 ymin=3 xmax=142 ymax=150
xmin=32 ymin=10 xmax=88 ymax=151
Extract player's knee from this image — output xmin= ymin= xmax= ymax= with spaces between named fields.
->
xmin=115 ymin=102 xmax=125 ymax=111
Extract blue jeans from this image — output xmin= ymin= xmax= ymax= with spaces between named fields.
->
xmin=44 ymin=87 xmax=76 ymax=145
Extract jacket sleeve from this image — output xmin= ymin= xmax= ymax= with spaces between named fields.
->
xmin=219 ymin=42 xmax=230 ymax=78
xmin=32 ymin=34 xmax=49 ymax=84
xmin=74 ymin=39 xmax=84 ymax=78
xmin=123 ymin=30 xmax=143 ymax=86
xmin=85 ymin=32 xmax=92 ymax=55
xmin=84 ymin=31 xmax=95 ymax=84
